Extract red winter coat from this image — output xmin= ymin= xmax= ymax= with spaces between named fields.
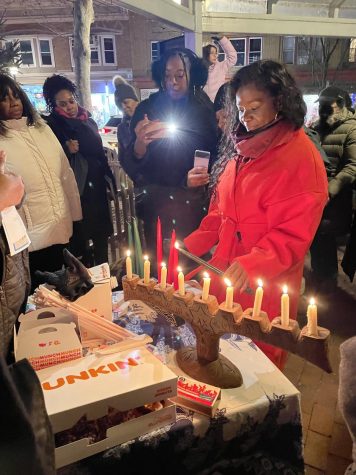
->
xmin=184 ymin=121 xmax=328 ymax=367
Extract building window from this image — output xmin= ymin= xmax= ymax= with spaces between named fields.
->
xmin=151 ymin=41 xmax=160 ymax=62
xmin=90 ymin=35 xmax=100 ymax=64
xmin=230 ymin=39 xmax=246 ymax=66
xmin=283 ymin=36 xmax=296 ymax=64
xmin=248 ymin=38 xmax=262 ymax=63
xmin=101 ymin=36 xmax=116 ymax=65
xmin=283 ymin=36 xmax=295 ymax=64
xmin=19 ymin=39 xmax=35 ymax=67
xmin=38 ymin=39 xmax=54 ymax=66
xmin=349 ymin=38 xmax=356 ymax=62
xmin=229 ymin=37 xmax=262 ymax=66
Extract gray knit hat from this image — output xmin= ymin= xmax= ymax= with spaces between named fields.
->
xmin=113 ymin=75 xmax=139 ymax=109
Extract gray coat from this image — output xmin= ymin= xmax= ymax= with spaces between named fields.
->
xmin=0 ymin=229 xmax=30 ymax=357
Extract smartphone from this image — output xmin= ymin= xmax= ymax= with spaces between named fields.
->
xmin=194 ymin=150 xmax=210 ymax=169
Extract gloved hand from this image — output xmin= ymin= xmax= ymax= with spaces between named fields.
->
xmin=211 ymin=36 xmax=221 ymax=42
xmin=35 ymin=248 xmax=94 ymax=301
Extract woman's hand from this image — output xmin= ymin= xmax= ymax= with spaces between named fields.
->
xmin=66 ymin=139 xmax=79 ymax=154
xmin=224 ymin=260 xmax=250 ymax=293
xmin=187 ymin=167 xmax=210 ymax=188
xmin=134 ymin=115 xmax=169 ymax=158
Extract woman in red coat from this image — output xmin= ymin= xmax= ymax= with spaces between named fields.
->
xmin=184 ymin=60 xmax=328 ymax=369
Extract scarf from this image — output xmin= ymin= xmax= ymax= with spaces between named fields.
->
xmin=55 ymin=104 xmax=89 ymax=121
xmin=234 ymin=119 xmax=296 ymax=160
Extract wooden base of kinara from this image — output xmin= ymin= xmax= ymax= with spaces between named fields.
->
xmin=176 ymin=346 xmax=243 ymax=389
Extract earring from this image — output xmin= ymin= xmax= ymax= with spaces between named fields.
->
xmin=274 ymin=112 xmax=279 ymax=121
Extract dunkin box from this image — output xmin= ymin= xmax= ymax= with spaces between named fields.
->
xmin=15 ymin=308 xmax=82 ymax=371
xmin=36 ymin=346 xmax=177 ymax=468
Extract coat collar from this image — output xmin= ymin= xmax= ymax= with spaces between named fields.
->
xmin=234 ymin=120 xmax=296 ymax=159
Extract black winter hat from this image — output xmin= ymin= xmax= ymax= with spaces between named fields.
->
xmin=113 ymin=75 xmax=139 ymax=109
xmin=316 ymin=86 xmax=347 ymax=103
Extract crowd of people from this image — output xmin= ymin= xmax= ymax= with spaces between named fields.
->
xmin=0 ymin=33 xmax=355 ymax=475
xmin=0 ymin=38 xmax=355 ymax=361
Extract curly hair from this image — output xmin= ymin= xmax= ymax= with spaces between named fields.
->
xmin=209 ymin=60 xmax=307 ymax=198
xmin=151 ymin=47 xmax=210 ymax=107
xmin=0 ymin=74 xmax=40 ymax=137
xmin=43 ymin=74 xmax=78 ymax=113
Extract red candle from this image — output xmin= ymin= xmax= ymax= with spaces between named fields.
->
xmin=156 ymin=216 xmax=162 ymax=281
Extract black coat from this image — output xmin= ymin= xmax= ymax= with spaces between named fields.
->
xmin=45 ymin=112 xmax=113 ymax=238
xmin=120 ymin=91 xmax=218 ymax=250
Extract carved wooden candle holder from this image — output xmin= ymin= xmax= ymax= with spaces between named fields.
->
xmin=122 ymin=275 xmax=332 ymax=389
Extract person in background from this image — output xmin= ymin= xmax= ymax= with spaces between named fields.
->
xmin=120 ymin=48 xmax=217 ymax=259
xmin=0 ymin=150 xmax=30 ymax=359
xmin=113 ymin=75 xmax=140 ymax=157
xmin=43 ymin=74 xmax=114 ymax=268
xmin=184 ymin=60 xmax=328 ymax=369
xmin=121 ymin=48 xmax=217 ymax=260
xmin=0 ymin=74 xmax=81 ymax=292
xmin=310 ymin=86 xmax=356 ymax=291
xmin=202 ymin=36 xmax=237 ymax=102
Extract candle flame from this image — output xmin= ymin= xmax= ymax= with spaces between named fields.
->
xmin=126 ymin=250 xmax=131 ymax=257
xmin=224 ymin=278 xmax=232 ymax=287
xmin=161 ymin=262 xmax=166 ymax=267
xmin=257 ymin=279 xmax=263 ymax=287
xmin=174 ymin=241 xmax=179 ymax=249
xmin=309 ymin=297 xmax=315 ymax=305
xmin=203 ymin=272 xmax=209 ymax=278
xmin=144 ymin=255 xmax=148 ymax=261
xmin=283 ymin=285 xmax=288 ymax=294
xmin=177 ymin=266 xmax=182 ymax=272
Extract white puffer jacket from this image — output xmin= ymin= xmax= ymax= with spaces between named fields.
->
xmin=0 ymin=118 xmax=82 ymax=252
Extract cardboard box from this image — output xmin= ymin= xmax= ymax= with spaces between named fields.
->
xmin=171 ymin=376 xmax=221 ymax=417
xmin=36 ymin=346 xmax=177 ymax=467
xmin=76 ymin=263 xmax=113 ymax=322
xmin=16 ymin=320 xmax=82 ymax=371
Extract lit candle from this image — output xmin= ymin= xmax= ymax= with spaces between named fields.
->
xmin=126 ymin=250 xmax=133 ymax=279
xmin=160 ymin=262 xmax=167 ymax=289
xmin=281 ymin=285 xmax=289 ymax=327
xmin=224 ymin=278 xmax=234 ymax=310
xmin=177 ymin=266 xmax=185 ymax=296
xmin=143 ymin=255 xmax=150 ymax=284
xmin=252 ymin=279 xmax=264 ymax=317
xmin=307 ymin=297 xmax=318 ymax=336
xmin=202 ymin=272 xmax=211 ymax=301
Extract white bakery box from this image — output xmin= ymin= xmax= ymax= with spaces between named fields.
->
xmin=35 ymin=346 xmax=177 ymax=468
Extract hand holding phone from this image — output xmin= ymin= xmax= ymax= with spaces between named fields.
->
xmin=194 ymin=150 xmax=210 ymax=169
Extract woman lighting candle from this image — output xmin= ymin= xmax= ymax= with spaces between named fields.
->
xmin=126 ymin=250 xmax=133 ymax=280
xmin=307 ymin=297 xmax=318 ymax=336
xmin=143 ymin=255 xmax=150 ymax=284
xmin=201 ymin=272 xmax=211 ymax=301
xmin=160 ymin=262 xmax=167 ymax=289
xmin=177 ymin=266 xmax=185 ymax=296
xmin=224 ymin=278 xmax=234 ymax=310
xmin=252 ymin=279 xmax=264 ymax=317
xmin=280 ymin=285 xmax=289 ymax=327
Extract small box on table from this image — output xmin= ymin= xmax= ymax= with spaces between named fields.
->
xmin=36 ymin=346 xmax=178 ymax=468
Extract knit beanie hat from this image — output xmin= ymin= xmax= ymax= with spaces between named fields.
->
xmin=113 ymin=75 xmax=139 ymax=110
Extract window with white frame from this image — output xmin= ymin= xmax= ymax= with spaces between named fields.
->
xmin=283 ymin=36 xmax=296 ymax=64
xmin=101 ymin=36 xmax=116 ymax=65
xmin=349 ymin=38 xmax=356 ymax=62
xmin=230 ymin=39 xmax=246 ymax=66
xmin=19 ymin=39 xmax=36 ymax=67
xmin=38 ymin=38 xmax=54 ymax=67
xmin=228 ymin=37 xmax=262 ymax=66
xmin=248 ymin=38 xmax=262 ymax=63
xmin=151 ymin=41 xmax=160 ymax=62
